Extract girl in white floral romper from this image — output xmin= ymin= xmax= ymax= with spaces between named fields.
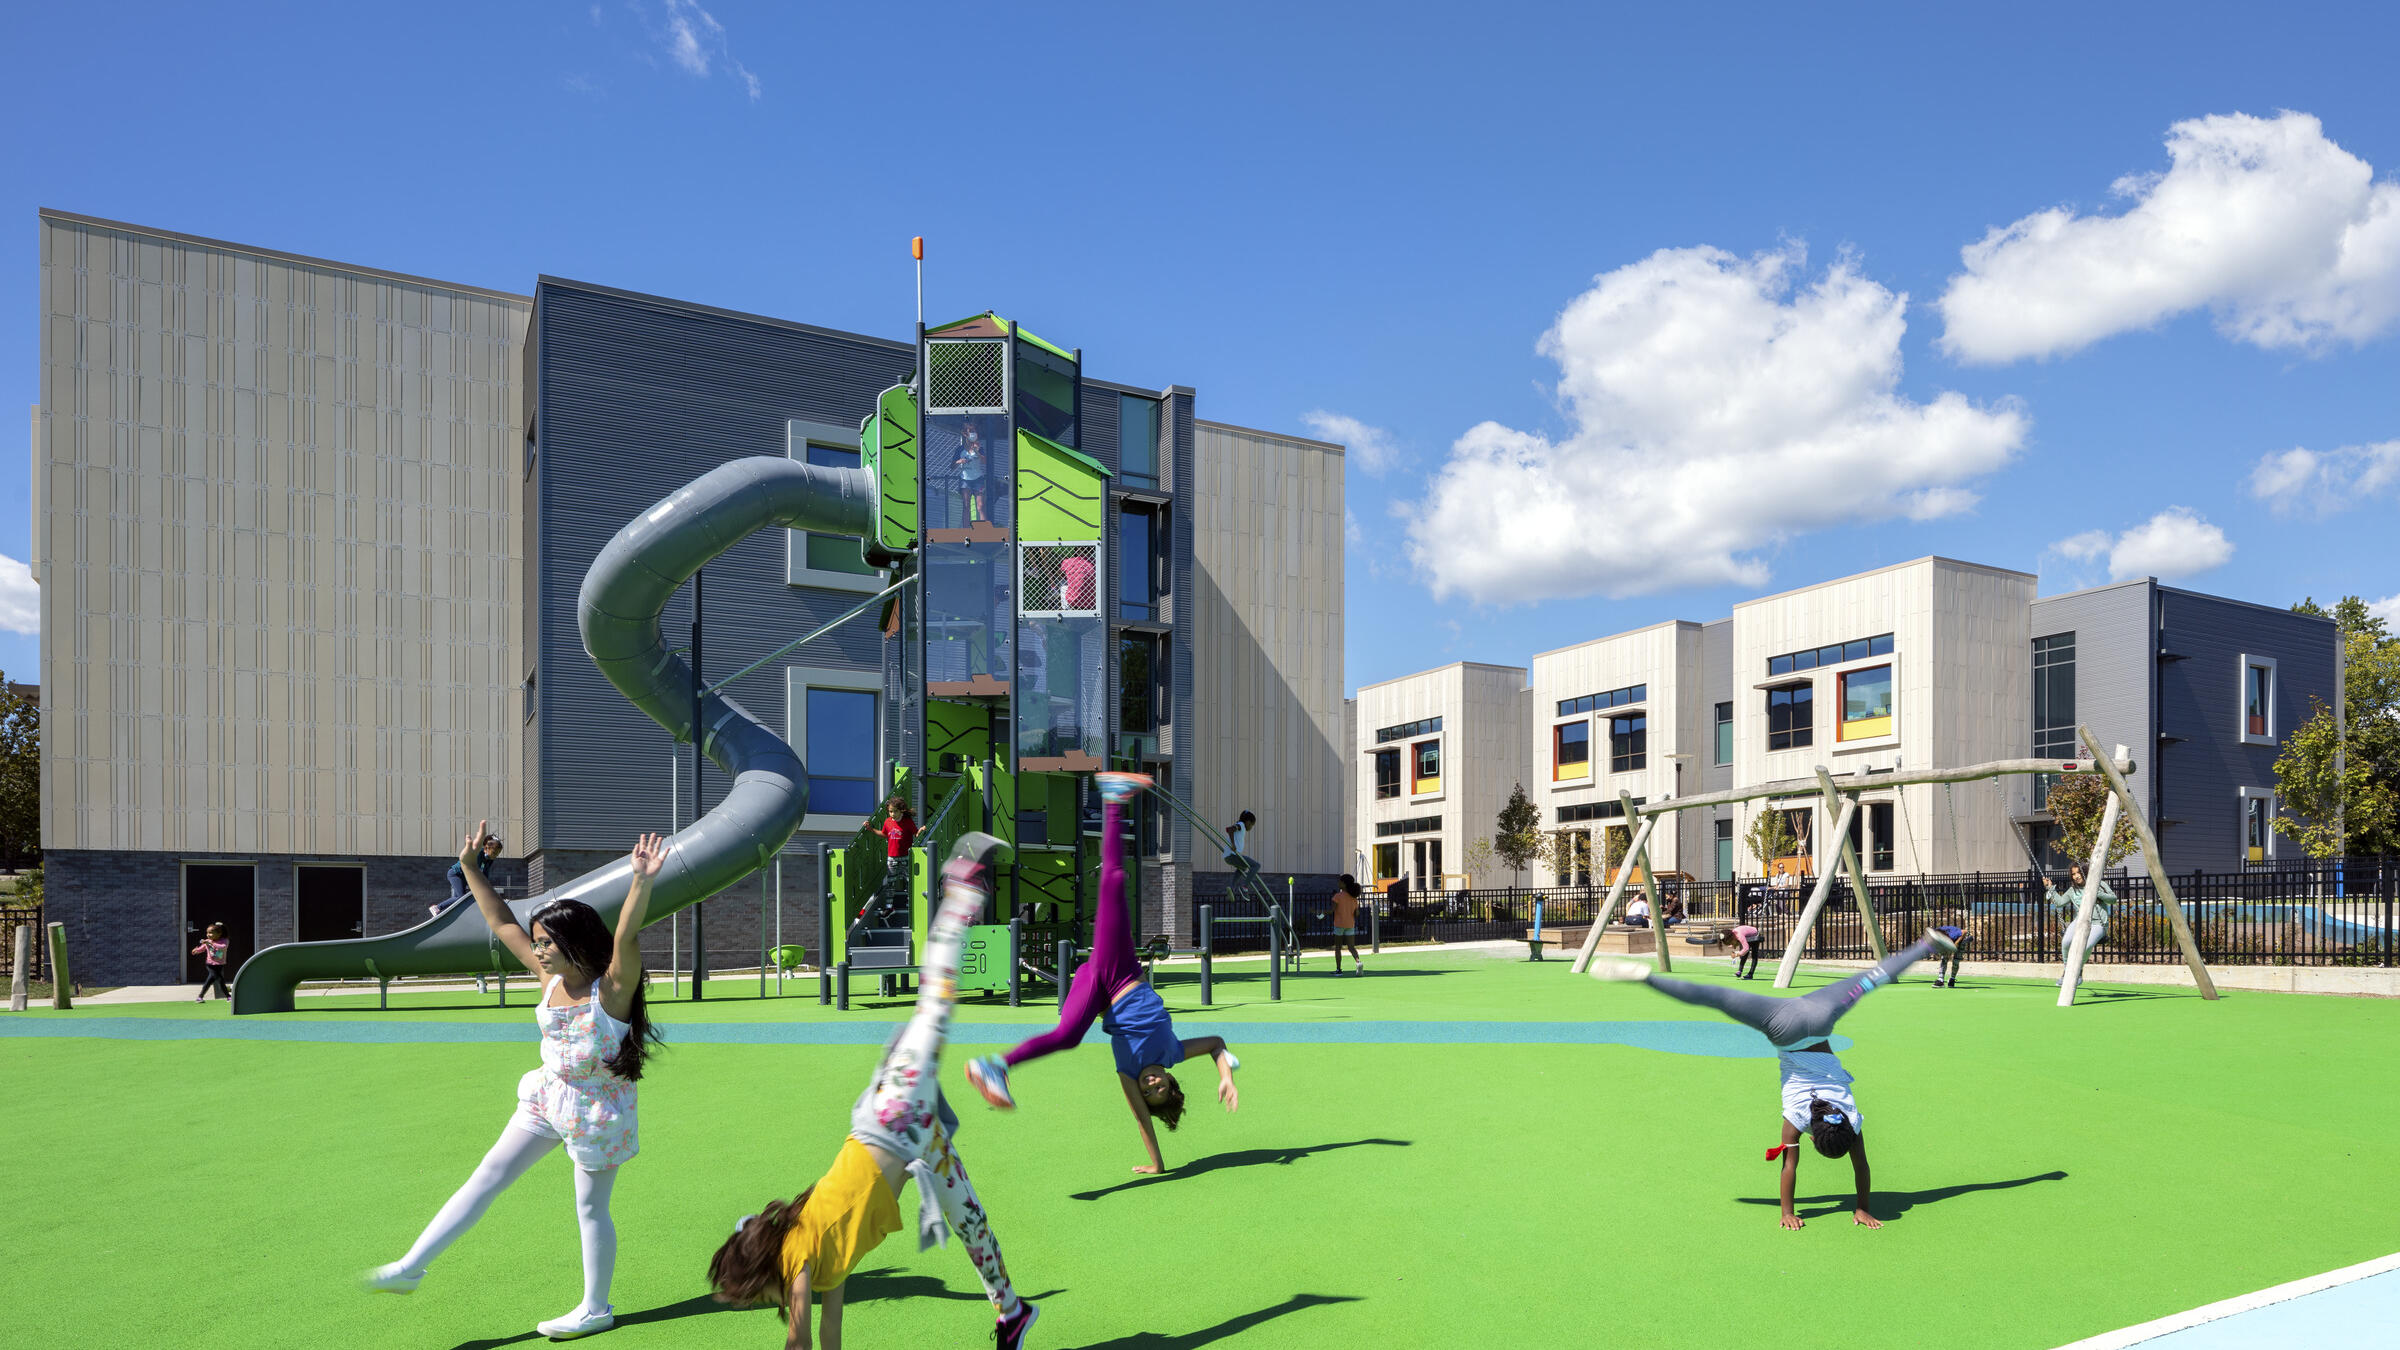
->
xmin=368 ymin=824 xmax=667 ymax=1341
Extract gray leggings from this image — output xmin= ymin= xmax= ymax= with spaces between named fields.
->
xmin=1640 ymin=938 xmax=1939 ymax=1047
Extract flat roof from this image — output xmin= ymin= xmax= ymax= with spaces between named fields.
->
xmin=1196 ymin=420 xmax=1344 ymax=453
xmin=41 ymin=208 xmax=532 ymax=305
xmin=1353 ymin=659 xmax=1528 ymax=695
xmin=537 ymin=274 xmax=909 ymax=352
xmin=1732 ymin=555 xmax=2036 ymax=609
xmin=1529 ymin=617 xmax=1699 ymax=662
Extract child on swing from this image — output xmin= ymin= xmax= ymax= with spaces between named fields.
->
xmin=964 ymin=772 xmax=1242 ymax=1175
xmin=1592 ymin=926 xmax=1956 ymax=1229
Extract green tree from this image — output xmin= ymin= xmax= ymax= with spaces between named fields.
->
xmin=1743 ymin=809 xmax=1797 ymax=875
xmin=2277 ymin=596 xmax=2400 ymax=857
xmin=2043 ymin=772 xmax=2138 ymax=870
xmin=0 ymin=676 xmax=37 ymax=870
xmin=1493 ymin=783 xmax=1542 ymax=882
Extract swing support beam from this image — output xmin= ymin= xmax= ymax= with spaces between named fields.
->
xmin=1567 ymin=747 xmax=2215 ymax=1003
xmin=2071 ymin=725 xmax=2218 ymax=1002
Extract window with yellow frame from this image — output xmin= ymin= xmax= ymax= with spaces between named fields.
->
xmin=1553 ymin=720 xmax=1590 ymax=782
xmin=1839 ymin=664 xmax=1893 ymax=741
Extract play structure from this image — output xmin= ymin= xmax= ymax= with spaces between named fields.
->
xmin=232 ymin=302 xmax=1287 ymax=1013
xmin=1566 ymin=727 xmax=2221 ymax=1007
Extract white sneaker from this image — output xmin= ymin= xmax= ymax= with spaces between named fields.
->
xmin=363 ymin=1262 xmax=422 ymax=1294
xmin=1586 ymin=957 xmax=1650 ymax=983
xmin=537 ymin=1304 xmax=615 ymax=1339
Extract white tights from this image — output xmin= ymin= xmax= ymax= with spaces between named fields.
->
xmin=395 ymin=1125 xmax=618 ymax=1314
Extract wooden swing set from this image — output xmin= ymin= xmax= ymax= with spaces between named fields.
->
xmin=1567 ymin=724 xmax=2220 ymax=1006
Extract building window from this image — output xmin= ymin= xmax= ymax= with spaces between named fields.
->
xmin=1558 ymin=797 xmax=1644 ymax=825
xmin=1375 ymin=715 xmax=1442 ymax=744
xmin=1554 ymin=720 xmax=1590 ymax=781
xmin=1117 ymin=394 xmax=1160 ymax=490
xmin=1714 ymin=701 xmax=1733 ymax=765
xmin=1868 ymin=801 xmax=1895 ymax=871
xmin=2240 ymin=789 xmax=2275 ymax=864
xmin=1609 ymin=714 xmax=1647 ymax=773
xmin=1714 ymin=817 xmax=1734 ymax=880
xmin=787 ymin=421 xmax=884 ymax=592
xmin=1412 ymin=739 xmax=1442 ymax=795
xmin=1554 ymin=829 xmax=1592 ymax=887
xmin=1118 ymin=505 xmax=1162 ymax=621
xmin=1374 ymin=814 xmax=1443 ymax=838
xmin=1119 ymin=633 xmax=1159 ymax=735
xmin=2032 ymin=632 xmax=2077 ymax=808
xmin=1373 ymin=748 xmax=1401 ymax=800
xmin=1766 ymin=684 xmax=1813 ymax=751
xmin=1559 ymin=683 xmax=1646 ymax=717
xmin=1768 ymin=632 xmax=1892 ymax=677
xmin=1837 ymin=665 xmax=1892 ymax=741
xmin=1372 ymin=842 xmax=1399 ymax=883
xmin=788 ymin=667 xmax=882 ymax=824
xmin=2240 ymin=655 xmax=2277 ymax=745
xmin=1781 ymin=807 xmax=1814 ymax=871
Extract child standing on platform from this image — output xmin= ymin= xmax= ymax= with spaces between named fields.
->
xmin=705 ymin=834 xmax=1040 ymax=1350
xmin=967 ymin=773 xmax=1243 ymax=1175
xmin=366 ymin=823 xmax=666 ymax=1341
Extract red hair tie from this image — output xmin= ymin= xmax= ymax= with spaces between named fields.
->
xmin=1765 ymin=1145 xmax=1792 ymax=1162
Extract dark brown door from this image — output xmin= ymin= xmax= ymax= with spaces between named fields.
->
xmin=184 ymin=864 xmax=256 ymax=982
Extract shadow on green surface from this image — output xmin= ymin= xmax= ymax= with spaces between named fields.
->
xmin=844 ymin=1268 xmax=1071 ymax=1305
xmin=1735 ymin=1169 xmax=2070 ymax=1221
xmin=1072 ymin=1140 xmax=1412 ymax=1201
xmin=1061 ymin=1292 xmax=1363 ymax=1349
xmin=444 ymin=1292 xmax=753 ymax=1348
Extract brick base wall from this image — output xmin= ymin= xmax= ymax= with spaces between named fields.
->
xmin=46 ymin=848 xmax=532 ymax=988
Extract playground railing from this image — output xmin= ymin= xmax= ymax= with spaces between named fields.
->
xmin=0 ymin=902 xmax=45 ymax=981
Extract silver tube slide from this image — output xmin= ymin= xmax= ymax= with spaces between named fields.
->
xmin=231 ymin=458 xmax=875 ymax=1013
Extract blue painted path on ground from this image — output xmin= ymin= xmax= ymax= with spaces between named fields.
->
xmin=0 ymin=1016 xmax=1831 ymax=1058
xmin=2125 ymin=1268 xmax=2400 ymax=1348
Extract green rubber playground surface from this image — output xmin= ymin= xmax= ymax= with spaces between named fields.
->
xmin=5 ymin=950 xmax=2395 ymax=1349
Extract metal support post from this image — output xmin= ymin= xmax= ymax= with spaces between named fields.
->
xmin=1009 ymin=917 xmax=1023 ymax=1007
xmin=690 ymin=568 xmax=706 ymax=1001
xmin=817 ymin=845 xmax=832 ymax=1006
xmin=1269 ymin=917 xmax=1283 ymax=1001
xmin=835 ymin=962 xmax=850 ymax=1011
xmin=1370 ymin=900 xmax=1381 ymax=954
xmin=46 ymin=922 xmax=69 ymax=1009
xmin=1200 ymin=904 xmax=1213 ymax=1005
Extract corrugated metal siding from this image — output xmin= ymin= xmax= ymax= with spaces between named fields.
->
xmin=1699 ymin=618 xmax=1732 ymax=795
xmin=2154 ymin=589 xmax=2339 ymax=872
xmin=532 ymin=280 xmax=913 ymax=852
xmin=2028 ymin=582 xmax=2155 ymax=867
xmin=1167 ymin=389 xmax=1198 ymax=903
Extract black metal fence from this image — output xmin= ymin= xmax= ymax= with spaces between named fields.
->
xmin=0 ymin=903 xmax=46 ymax=981
xmin=1197 ymin=858 xmax=2400 ymax=967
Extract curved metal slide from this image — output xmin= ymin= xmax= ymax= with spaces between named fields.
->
xmin=231 ymin=458 xmax=877 ymax=1013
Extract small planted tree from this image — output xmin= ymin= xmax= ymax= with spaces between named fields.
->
xmin=1602 ymin=824 xmax=1631 ymax=877
xmin=2044 ymin=772 xmax=2137 ymax=871
xmin=1494 ymin=784 xmax=1542 ymax=885
xmin=1744 ymin=809 xmax=1797 ymax=876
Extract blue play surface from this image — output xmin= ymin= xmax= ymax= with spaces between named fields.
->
xmin=2125 ymin=1266 xmax=2400 ymax=1348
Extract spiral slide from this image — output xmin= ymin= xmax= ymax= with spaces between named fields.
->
xmin=230 ymin=458 xmax=877 ymax=1013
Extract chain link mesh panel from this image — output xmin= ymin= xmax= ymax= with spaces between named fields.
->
xmin=926 ymin=339 xmax=1007 ymax=412
xmin=1019 ymin=542 xmax=1101 ymax=618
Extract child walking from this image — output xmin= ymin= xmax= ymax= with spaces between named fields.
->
xmin=965 ymin=772 xmax=1242 ymax=1175
xmin=1592 ymin=927 xmax=1956 ymax=1229
xmin=366 ymin=822 xmax=666 ymax=1340
xmin=191 ymin=923 xmax=231 ymax=1001
xmin=705 ymin=833 xmax=1040 ymax=1349
xmin=1331 ymin=875 xmax=1368 ymax=975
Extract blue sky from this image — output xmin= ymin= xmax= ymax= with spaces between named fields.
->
xmin=4 ymin=1 xmax=2394 ymax=697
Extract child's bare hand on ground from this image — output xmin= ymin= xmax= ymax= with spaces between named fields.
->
xmin=1780 ymin=1214 xmax=1804 ymax=1231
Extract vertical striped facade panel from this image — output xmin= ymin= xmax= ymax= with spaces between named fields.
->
xmin=2153 ymin=588 xmax=2338 ymax=872
xmin=1189 ymin=422 xmax=1346 ymax=879
xmin=2028 ymin=581 xmax=2156 ymax=868
xmin=531 ymin=280 xmax=912 ymax=854
xmin=36 ymin=212 xmax=528 ymax=857
xmin=1165 ymin=390 xmax=1198 ymax=878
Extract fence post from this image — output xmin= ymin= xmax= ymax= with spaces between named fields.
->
xmin=1200 ymin=903 xmax=1214 ymax=1005
xmin=1056 ymin=939 xmax=1074 ymax=1003
xmin=1269 ymin=916 xmax=1282 ymax=1001
xmin=46 ymin=922 xmax=71 ymax=1009
xmin=2384 ymin=878 xmax=2393 ymax=970
xmin=1370 ymin=900 xmax=1381 ymax=954
xmin=1008 ymin=916 xmax=1023 ymax=1007
xmin=10 ymin=922 xmax=28 ymax=1012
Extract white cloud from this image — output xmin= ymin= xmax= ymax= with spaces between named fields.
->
xmin=0 ymin=556 xmax=37 ymax=635
xmin=654 ymin=0 xmax=759 ymax=98
xmin=2050 ymin=508 xmax=2234 ymax=582
xmin=1938 ymin=112 xmax=2400 ymax=363
xmin=2247 ymin=440 xmax=2400 ymax=517
xmin=1343 ymin=507 xmax=1364 ymax=547
xmin=1302 ymin=411 xmax=1400 ymax=476
xmin=2370 ymin=594 xmax=2400 ymax=629
xmin=561 ymin=73 xmax=603 ymax=96
xmin=1404 ymin=243 xmax=2027 ymax=604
